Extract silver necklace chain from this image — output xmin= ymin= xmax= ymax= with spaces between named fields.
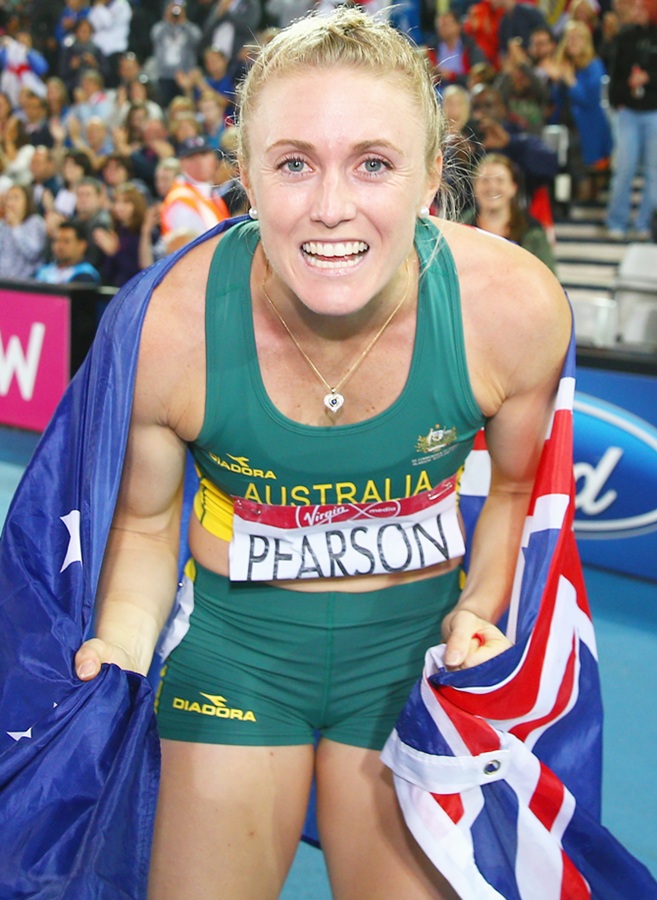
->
xmin=261 ymin=260 xmax=412 ymax=414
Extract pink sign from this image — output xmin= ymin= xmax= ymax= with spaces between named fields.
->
xmin=0 ymin=289 xmax=70 ymax=432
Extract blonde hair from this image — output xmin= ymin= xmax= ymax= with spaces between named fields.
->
xmin=557 ymin=20 xmax=595 ymax=69
xmin=236 ymin=8 xmax=444 ymax=177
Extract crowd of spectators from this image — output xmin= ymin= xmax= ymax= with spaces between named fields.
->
xmin=0 ymin=0 xmax=652 ymax=290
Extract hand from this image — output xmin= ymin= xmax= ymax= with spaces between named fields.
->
xmin=67 ymin=115 xmax=82 ymax=141
xmin=150 ymin=138 xmax=175 ymax=159
xmin=92 ymin=226 xmax=119 ymax=254
xmin=142 ymin=202 xmax=161 ymax=231
xmin=175 ymin=69 xmax=192 ymax=91
xmin=49 ymin=117 xmax=67 ymax=146
xmin=45 ymin=209 xmax=65 ymax=236
xmin=75 ymin=637 xmax=139 ymax=681
xmin=441 ymin=608 xmax=512 ymax=670
xmin=482 ymin=119 xmax=510 ymax=149
xmin=41 ymin=187 xmax=54 ymax=212
xmin=561 ymin=61 xmax=576 ymax=87
xmin=629 ymin=65 xmax=649 ymax=92
xmin=505 ymin=38 xmax=527 ymax=68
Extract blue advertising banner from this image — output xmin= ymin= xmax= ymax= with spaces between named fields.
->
xmin=574 ymin=364 xmax=657 ymax=583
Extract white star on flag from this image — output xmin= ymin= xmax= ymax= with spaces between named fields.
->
xmin=60 ymin=510 xmax=82 ymax=572
xmin=7 ymin=727 xmax=32 ymax=742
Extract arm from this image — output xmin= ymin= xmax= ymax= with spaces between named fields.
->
xmin=568 ymin=60 xmax=606 ymax=109
xmin=441 ymin=227 xmax=571 ymax=668
xmin=75 ymin=302 xmax=189 ymax=679
xmin=26 ymin=47 xmax=49 ymax=77
xmin=11 ymin=215 xmax=47 ymax=261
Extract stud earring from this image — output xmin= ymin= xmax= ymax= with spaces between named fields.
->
xmin=419 ymin=206 xmax=430 ymax=217
xmin=248 ymin=207 xmax=258 ymax=220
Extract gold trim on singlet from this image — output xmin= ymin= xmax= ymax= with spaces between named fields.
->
xmin=193 ymin=475 xmax=235 ymax=541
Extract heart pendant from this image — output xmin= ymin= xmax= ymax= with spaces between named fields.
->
xmin=324 ymin=391 xmax=344 ymax=413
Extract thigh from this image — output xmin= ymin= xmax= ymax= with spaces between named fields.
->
xmin=315 ymin=739 xmax=459 ymax=900
xmin=148 ymin=739 xmax=315 ymax=900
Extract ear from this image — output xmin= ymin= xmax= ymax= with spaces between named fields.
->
xmin=238 ymin=156 xmax=254 ymax=207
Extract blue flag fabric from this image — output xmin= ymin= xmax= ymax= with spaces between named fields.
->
xmin=0 ymin=220 xmax=236 ymax=897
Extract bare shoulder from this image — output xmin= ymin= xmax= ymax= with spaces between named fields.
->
xmin=436 ymin=218 xmax=571 ymax=415
xmin=133 ymin=231 xmax=224 ymax=441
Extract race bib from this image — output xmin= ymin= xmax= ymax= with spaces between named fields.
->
xmin=229 ymin=476 xmax=464 ymax=581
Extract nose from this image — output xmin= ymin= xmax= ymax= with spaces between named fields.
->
xmin=309 ymin=168 xmax=357 ymax=228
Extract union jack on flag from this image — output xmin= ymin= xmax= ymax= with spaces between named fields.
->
xmin=382 ymin=334 xmax=657 ymax=898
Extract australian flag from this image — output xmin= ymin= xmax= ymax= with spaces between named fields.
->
xmin=0 ymin=220 xmax=214 ymax=896
xmin=382 ymin=336 xmax=657 ymax=898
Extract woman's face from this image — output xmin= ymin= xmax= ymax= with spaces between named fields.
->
xmin=113 ymin=195 xmax=134 ymax=226
xmin=128 ymin=81 xmax=147 ymax=103
xmin=5 ymin=187 xmax=27 ymax=221
xmin=128 ymin=106 xmax=148 ymax=132
xmin=46 ymin=81 xmax=63 ymax=109
xmin=565 ymin=26 xmax=588 ymax=56
xmin=474 ymin=162 xmax=517 ymax=209
xmin=242 ymin=66 xmax=440 ymax=318
xmin=63 ymin=157 xmax=84 ymax=186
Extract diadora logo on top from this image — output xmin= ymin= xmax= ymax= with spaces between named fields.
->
xmin=574 ymin=393 xmax=657 ymax=538
xmin=207 ymin=452 xmax=276 ymax=480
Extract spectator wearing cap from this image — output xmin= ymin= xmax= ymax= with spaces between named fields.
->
xmin=151 ymin=1 xmax=203 ymax=108
xmin=160 ymin=134 xmax=229 ymax=238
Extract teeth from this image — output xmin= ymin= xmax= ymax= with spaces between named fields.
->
xmin=302 ymin=241 xmax=368 ymax=258
xmin=306 ymin=256 xmax=362 ymax=269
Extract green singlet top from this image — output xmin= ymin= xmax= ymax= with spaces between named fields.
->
xmin=189 ymin=218 xmax=485 ymax=544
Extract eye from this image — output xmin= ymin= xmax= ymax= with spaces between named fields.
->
xmin=361 ymin=157 xmax=390 ymax=175
xmin=279 ymin=156 xmax=307 ymax=174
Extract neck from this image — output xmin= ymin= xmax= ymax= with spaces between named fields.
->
xmin=477 ymin=207 xmax=510 ymax=235
xmin=258 ymin=249 xmax=416 ymax=344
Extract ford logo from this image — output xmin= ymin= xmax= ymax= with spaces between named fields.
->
xmin=574 ymin=393 xmax=657 ymax=538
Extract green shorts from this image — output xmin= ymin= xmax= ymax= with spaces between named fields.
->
xmin=155 ymin=562 xmax=461 ymax=750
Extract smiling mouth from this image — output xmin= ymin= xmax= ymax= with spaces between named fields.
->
xmin=301 ymin=240 xmax=368 ymax=268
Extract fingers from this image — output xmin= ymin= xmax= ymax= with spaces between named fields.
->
xmin=75 ymin=639 xmax=105 ymax=680
xmin=443 ymin=610 xmax=512 ymax=670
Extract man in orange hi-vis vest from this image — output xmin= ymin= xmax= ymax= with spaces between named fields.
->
xmin=160 ymin=135 xmax=230 ymax=241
